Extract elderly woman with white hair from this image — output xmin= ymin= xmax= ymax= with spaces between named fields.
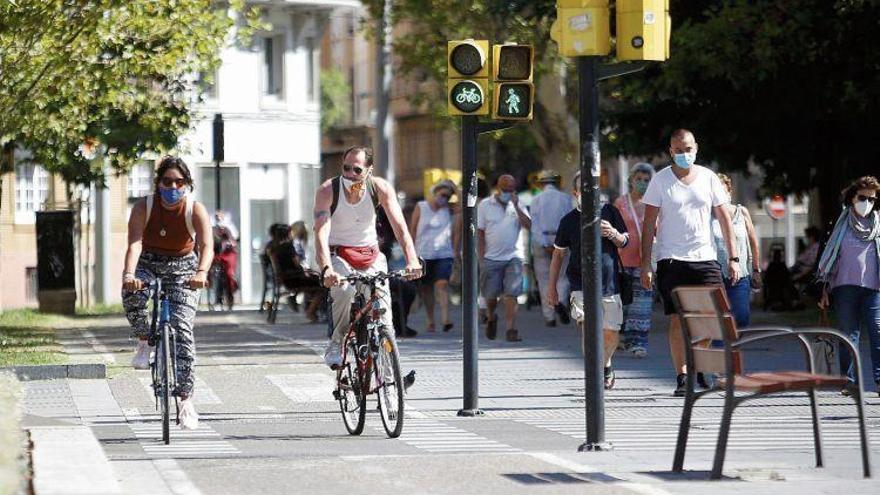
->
xmin=409 ymin=179 xmax=460 ymax=333
xmin=613 ymin=162 xmax=656 ymax=358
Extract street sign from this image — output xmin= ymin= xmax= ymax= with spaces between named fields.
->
xmin=766 ymin=195 xmax=786 ymax=220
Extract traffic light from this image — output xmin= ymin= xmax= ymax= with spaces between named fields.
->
xmin=447 ymin=40 xmax=490 ymax=116
xmin=549 ymin=0 xmax=611 ymax=57
xmin=492 ymin=44 xmax=534 ymax=121
xmin=616 ymin=0 xmax=670 ymax=61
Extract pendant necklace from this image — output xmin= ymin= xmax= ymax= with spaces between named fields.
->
xmin=158 ymin=196 xmax=167 ymax=237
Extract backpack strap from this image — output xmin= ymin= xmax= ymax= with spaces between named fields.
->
xmin=184 ymin=195 xmax=196 ymax=239
xmin=330 ymin=176 xmax=341 ymax=216
xmin=144 ymin=194 xmax=153 ymax=227
xmin=366 ymin=176 xmax=380 ymax=212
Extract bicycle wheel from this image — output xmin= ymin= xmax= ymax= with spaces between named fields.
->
xmin=338 ymin=340 xmax=366 ymax=435
xmin=159 ymin=322 xmax=172 ymax=444
xmin=375 ymin=330 xmax=404 ymax=438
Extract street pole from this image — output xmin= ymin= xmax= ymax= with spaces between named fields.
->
xmin=577 ymin=56 xmax=609 ymax=451
xmin=458 ymin=114 xmax=482 ymax=417
xmin=213 ymin=113 xmax=224 ymax=211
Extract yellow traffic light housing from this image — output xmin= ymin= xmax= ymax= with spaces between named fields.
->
xmin=447 ymin=40 xmax=490 ymax=116
xmin=492 ymin=43 xmax=534 ymax=121
xmin=550 ymin=0 xmax=611 ymax=57
xmin=616 ymin=0 xmax=670 ymax=61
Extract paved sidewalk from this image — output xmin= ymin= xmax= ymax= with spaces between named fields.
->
xmin=17 ymin=305 xmax=880 ymax=494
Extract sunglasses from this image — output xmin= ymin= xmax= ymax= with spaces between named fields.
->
xmin=343 ymin=165 xmax=366 ymax=175
xmin=438 ymin=193 xmax=452 ymax=200
xmin=857 ymin=194 xmax=877 ymax=204
xmin=160 ymin=177 xmax=186 ymax=188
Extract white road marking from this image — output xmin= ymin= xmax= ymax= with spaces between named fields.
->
xmin=266 ymin=373 xmax=336 ymax=403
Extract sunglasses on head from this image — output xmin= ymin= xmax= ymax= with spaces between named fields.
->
xmin=343 ymin=165 xmax=366 ymax=175
xmin=160 ymin=177 xmax=186 ymax=188
xmin=857 ymin=194 xmax=877 ymax=204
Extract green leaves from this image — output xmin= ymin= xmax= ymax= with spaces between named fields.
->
xmin=0 ymin=0 xmax=261 ymax=184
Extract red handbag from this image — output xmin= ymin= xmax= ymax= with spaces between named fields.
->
xmin=334 ymin=245 xmax=380 ymax=270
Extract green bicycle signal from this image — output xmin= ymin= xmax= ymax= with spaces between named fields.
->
xmin=450 ymin=80 xmax=485 ymax=114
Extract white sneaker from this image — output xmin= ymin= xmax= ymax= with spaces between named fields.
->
xmin=178 ymin=398 xmax=199 ymax=430
xmin=324 ymin=344 xmax=343 ymax=369
xmin=131 ymin=340 xmax=153 ymax=370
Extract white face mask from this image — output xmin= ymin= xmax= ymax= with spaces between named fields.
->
xmin=854 ymin=200 xmax=874 ymax=217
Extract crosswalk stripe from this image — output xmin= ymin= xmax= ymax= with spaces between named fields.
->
xmin=266 ymin=373 xmax=336 ymax=403
xmin=123 ymin=407 xmax=240 ymax=457
xmin=517 ymin=418 xmax=879 ymax=450
xmin=385 ymin=419 xmax=521 ymax=454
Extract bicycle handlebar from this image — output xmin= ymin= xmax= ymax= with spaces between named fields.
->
xmin=338 ymin=269 xmax=410 ymax=286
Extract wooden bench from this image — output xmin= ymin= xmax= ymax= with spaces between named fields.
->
xmin=671 ymin=285 xmax=871 ymax=479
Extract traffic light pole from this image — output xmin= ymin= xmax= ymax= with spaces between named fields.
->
xmin=458 ymin=115 xmax=514 ymax=417
xmin=577 ymin=56 xmax=610 ymax=452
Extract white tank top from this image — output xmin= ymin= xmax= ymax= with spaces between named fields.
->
xmin=328 ymin=185 xmax=378 ymax=247
xmin=415 ymin=201 xmax=453 ymax=259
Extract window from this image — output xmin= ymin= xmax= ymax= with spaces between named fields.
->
xmin=14 ymin=163 xmax=49 ymax=222
xmin=263 ymin=36 xmax=284 ymax=97
xmin=127 ymin=162 xmax=153 ymax=199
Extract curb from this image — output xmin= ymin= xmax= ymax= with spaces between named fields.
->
xmin=3 ymin=364 xmax=106 ymax=381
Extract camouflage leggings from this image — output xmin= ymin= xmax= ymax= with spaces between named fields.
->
xmin=123 ymin=251 xmax=199 ymax=398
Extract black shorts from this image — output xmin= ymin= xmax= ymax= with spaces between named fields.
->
xmin=656 ymin=259 xmax=723 ymax=315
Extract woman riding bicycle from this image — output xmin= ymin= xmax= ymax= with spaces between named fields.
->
xmin=122 ymin=155 xmax=213 ymax=430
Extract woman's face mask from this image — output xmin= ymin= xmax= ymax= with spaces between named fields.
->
xmin=159 ymin=186 xmax=186 ymax=205
xmin=632 ymin=179 xmax=649 ymax=195
xmin=853 ymin=194 xmax=876 ymax=217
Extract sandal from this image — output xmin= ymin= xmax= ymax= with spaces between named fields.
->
xmin=505 ymin=329 xmax=522 ymax=342
xmin=443 ymin=323 xmax=454 ymax=332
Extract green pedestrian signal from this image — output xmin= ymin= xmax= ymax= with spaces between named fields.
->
xmin=492 ymin=43 xmax=534 ymax=121
xmin=494 ymin=82 xmax=533 ymax=120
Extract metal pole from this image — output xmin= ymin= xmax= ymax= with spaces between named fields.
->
xmin=94 ymin=160 xmax=111 ymax=304
xmin=373 ymin=0 xmax=394 ymax=183
xmin=577 ymin=56 xmax=609 ymax=451
xmin=458 ymin=114 xmax=483 ymax=417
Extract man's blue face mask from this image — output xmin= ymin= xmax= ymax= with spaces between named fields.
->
xmin=673 ymin=152 xmax=696 ymax=169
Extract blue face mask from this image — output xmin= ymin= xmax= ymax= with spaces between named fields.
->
xmin=499 ymin=192 xmax=512 ymax=203
xmin=673 ymin=152 xmax=696 ymax=169
xmin=159 ymin=186 xmax=185 ymax=205
xmin=633 ymin=180 xmax=649 ymax=195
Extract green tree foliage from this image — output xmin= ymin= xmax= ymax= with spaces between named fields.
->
xmin=0 ymin=0 xmax=263 ymax=184
xmin=607 ymin=0 xmax=880 ymax=224
xmin=320 ymin=68 xmax=352 ymax=133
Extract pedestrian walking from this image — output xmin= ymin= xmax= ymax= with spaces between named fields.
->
xmin=529 ymin=170 xmax=574 ymax=327
xmin=712 ymin=173 xmax=762 ymax=327
xmin=614 ymin=162 xmax=656 ymax=357
xmin=548 ymin=172 xmax=629 ymax=389
xmin=817 ymin=175 xmax=880 ymax=397
xmin=410 ymin=180 xmax=459 ymax=333
xmin=478 ymin=174 xmax=531 ymax=342
xmin=640 ymin=129 xmax=741 ymax=396
xmin=122 ymin=155 xmax=213 ymax=429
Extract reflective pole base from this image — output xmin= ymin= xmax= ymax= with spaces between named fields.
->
xmin=578 ymin=441 xmax=613 ymax=452
xmin=457 ymin=409 xmax=485 ymax=417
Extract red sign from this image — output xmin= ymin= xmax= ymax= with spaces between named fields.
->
xmin=766 ymin=195 xmax=786 ymax=220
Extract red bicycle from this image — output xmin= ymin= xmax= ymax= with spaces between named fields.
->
xmin=330 ymin=269 xmax=407 ymax=438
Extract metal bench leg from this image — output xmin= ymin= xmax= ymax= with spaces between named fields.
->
xmin=672 ymin=391 xmax=695 ymax=472
xmin=853 ymin=387 xmax=873 ymax=478
xmin=806 ymin=388 xmax=824 ymax=467
xmin=711 ymin=395 xmax=735 ymax=480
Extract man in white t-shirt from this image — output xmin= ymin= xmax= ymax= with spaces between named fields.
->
xmin=478 ymin=174 xmax=532 ymax=342
xmin=640 ymin=129 xmax=741 ymax=396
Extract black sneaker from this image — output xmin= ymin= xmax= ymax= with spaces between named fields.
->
xmin=486 ymin=318 xmax=498 ymax=340
xmin=404 ymin=327 xmax=418 ymax=338
xmin=545 ymin=320 xmax=557 ymax=328
xmin=674 ymin=374 xmax=687 ymax=397
xmin=696 ymin=372 xmax=711 ymax=389
xmin=555 ymin=303 xmax=571 ymax=325
xmin=604 ymin=367 xmax=616 ymax=390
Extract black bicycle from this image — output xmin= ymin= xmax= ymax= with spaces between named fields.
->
xmin=330 ymin=269 xmax=408 ymax=438
xmin=147 ymin=279 xmax=178 ymax=444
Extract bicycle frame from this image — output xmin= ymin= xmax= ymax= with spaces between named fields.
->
xmin=339 ymin=284 xmax=387 ymax=396
xmin=149 ymin=280 xmax=179 ymax=414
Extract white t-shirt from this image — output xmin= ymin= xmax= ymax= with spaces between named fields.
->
xmin=641 ymin=165 xmax=729 ymax=262
xmin=477 ymin=196 xmax=529 ymax=261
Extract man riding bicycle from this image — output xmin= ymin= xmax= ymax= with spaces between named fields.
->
xmin=122 ymin=156 xmax=213 ymax=430
xmin=314 ymin=146 xmax=422 ymax=368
